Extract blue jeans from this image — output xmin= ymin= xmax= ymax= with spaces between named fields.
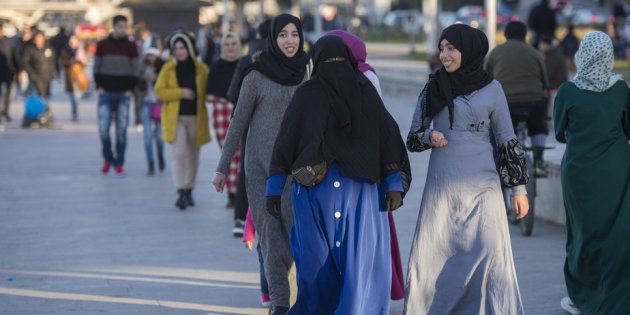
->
xmin=69 ymin=92 xmax=78 ymax=119
xmin=140 ymin=101 xmax=164 ymax=165
xmin=98 ymin=92 xmax=130 ymax=167
xmin=257 ymin=243 xmax=269 ymax=295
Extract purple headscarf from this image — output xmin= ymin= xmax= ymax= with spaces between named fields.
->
xmin=326 ymin=30 xmax=375 ymax=74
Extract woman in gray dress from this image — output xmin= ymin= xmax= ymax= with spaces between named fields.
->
xmin=211 ymin=14 xmax=310 ymax=315
xmin=404 ymin=24 xmax=529 ymax=314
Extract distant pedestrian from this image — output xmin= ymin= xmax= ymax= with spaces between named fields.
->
xmin=134 ymin=25 xmax=163 ymax=130
xmin=212 ymin=14 xmax=310 ymax=315
xmin=206 ymin=32 xmax=243 ymax=209
xmin=93 ymin=15 xmax=140 ymax=176
xmin=554 ymin=31 xmax=630 ymax=315
xmin=51 ymin=27 xmax=69 ymax=77
xmin=60 ymin=35 xmax=83 ymax=121
xmin=0 ymin=23 xmax=14 ymax=123
xmin=138 ymin=48 xmax=165 ymax=176
xmin=538 ymin=35 xmax=568 ymax=118
xmin=225 ymin=18 xmax=271 ymax=238
xmin=528 ymin=0 xmax=557 ymax=48
xmin=559 ymin=25 xmax=580 ymax=73
xmin=405 ymin=24 xmax=528 ymax=314
xmin=265 ymin=34 xmax=410 ymax=314
xmin=486 ymin=21 xmax=551 ymax=177
xmin=326 ymin=28 xmax=405 ymax=301
xmin=12 ymin=25 xmax=33 ymax=99
xmin=22 ymin=31 xmax=55 ymax=99
xmin=155 ymin=30 xmax=211 ymax=210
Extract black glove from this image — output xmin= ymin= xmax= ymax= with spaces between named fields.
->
xmin=266 ymin=195 xmax=282 ymax=219
xmin=386 ymin=191 xmax=403 ymax=212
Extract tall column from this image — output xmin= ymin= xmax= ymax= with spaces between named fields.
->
xmin=485 ymin=0 xmax=497 ymax=49
xmin=422 ymin=0 xmax=439 ymax=54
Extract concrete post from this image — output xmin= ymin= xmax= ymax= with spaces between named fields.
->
xmin=485 ymin=0 xmax=497 ymax=49
xmin=422 ymin=0 xmax=440 ymax=54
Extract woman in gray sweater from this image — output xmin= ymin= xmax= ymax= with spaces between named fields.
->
xmin=212 ymin=14 xmax=310 ymax=315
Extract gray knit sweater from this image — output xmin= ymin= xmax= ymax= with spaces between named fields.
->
xmin=217 ymin=70 xmax=304 ymax=175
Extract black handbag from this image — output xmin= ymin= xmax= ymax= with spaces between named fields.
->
xmin=291 ymin=161 xmax=329 ymax=187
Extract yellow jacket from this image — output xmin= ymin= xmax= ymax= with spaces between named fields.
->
xmin=155 ymin=58 xmax=211 ymax=147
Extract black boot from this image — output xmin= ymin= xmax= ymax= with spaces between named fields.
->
xmin=175 ymin=189 xmax=188 ymax=210
xmin=269 ymin=305 xmax=289 ymax=315
xmin=158 ymin=154 xmax=165 ymax=172
xmin=147 ymin=161 xmax=155 ymax=176
xmin=226 ymin=193 xmax=235 ymax=209
xmin=185 ymin=189 xmax=195 ymax=206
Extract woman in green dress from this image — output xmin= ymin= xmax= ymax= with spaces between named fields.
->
xmin=554 ymin=31 xmax=630 ymax=315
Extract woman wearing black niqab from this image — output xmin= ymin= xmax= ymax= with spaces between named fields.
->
xmin=265 ymin=35 xmax=411 ymax=314
xmin=404 ymin=24 xmax=528 ymax=314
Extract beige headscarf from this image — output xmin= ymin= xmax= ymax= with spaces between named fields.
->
xmin=220 ymin=32 xmax=242 ymax=62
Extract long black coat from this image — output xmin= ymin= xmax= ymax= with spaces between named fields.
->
xmin=22 ymin=43 xmax=56 ymax=97
xmin=0 ymin=36 xmax=13 ymax=83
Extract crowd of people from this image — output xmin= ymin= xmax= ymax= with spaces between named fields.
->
xmin=0 ymin=3 xmax=628 ymax=314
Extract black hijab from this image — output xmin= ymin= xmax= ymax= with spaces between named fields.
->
xmin=206 ymin=58 xmax=238 ymax=98
xmin=244 ymin=14 xmax=309 ymax=86
xmin=269 ymin=35 xmax=411 ymax=191
xmin=168 ymin=32 xmax=198 ymax=90
xmin=426 ymin=24 xmax=493 ymax=128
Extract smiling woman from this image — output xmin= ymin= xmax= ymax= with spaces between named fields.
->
xmin=276 ymin=23 xmax=299 ymax=58
xmin=211 ymin=13 xmax=310 ymax=315
xmin=404 ymin=23 xmax=528 ymax=314
xmin=438 ymin=39 xmax=461 ymax=72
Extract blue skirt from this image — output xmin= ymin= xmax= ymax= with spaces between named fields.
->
xmin=288 ymin=165 xmax=391 ymax=315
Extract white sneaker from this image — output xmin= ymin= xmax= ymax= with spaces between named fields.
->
xmin=561 ymin=297 xmax=583 ymax=314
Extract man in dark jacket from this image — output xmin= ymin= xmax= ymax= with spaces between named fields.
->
xmin=486 ymin=21 xmax=550 ymax=177
xmin=22 ymin=31 xmax=56 ymax=98
xmin=0 ymin=23 xmax=14 ymax=122
xmin=93 ymin=15 xmax=139 ymax=176
xmin=528 ymin=0 xmax=557 ymax=48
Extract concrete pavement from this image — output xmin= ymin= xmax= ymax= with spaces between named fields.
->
xmin=0 ymin=75 xmax=568 ymax=314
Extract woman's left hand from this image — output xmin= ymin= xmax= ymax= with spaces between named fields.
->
xmin=513 ymin=194 xmax=529 ymax=219
xmin=212 ymin=172 xmax=226 ymax=193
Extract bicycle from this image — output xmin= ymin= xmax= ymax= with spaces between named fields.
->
xmin=503 ymin=121 xmax=542 ymax=236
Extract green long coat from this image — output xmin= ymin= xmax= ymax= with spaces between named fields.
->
xmin=554 ymin=80 xmax=630 ymax=315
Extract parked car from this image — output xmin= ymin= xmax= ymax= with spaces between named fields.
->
xmin=456 ymin=5 xmax=485 ymax=27
xmin=572 ymin=7 xmax=612 ymax=26
xmin=439 ymin=11 xmax=458 ymax=28
xmin=383 ymin=10 xmax=424 ymax=29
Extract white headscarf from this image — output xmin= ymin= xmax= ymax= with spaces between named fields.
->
xmin=220 ymin=32 xmax=242 ymax=62
xmin=571 ymin=31 xmax=623 ymax=92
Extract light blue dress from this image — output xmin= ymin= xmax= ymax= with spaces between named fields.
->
xmin=404 ymin=80 xmax=525 ymax=314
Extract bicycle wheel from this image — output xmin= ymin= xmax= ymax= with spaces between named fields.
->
xmin=520 ymin=166 xmax=537 ymax=236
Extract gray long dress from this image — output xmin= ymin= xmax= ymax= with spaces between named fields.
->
xmin=404 ymin=80 xmax=525 ymax=314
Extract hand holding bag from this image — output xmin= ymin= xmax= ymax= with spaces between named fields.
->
xmin=291 ymin=161 xmax=329 ymax=187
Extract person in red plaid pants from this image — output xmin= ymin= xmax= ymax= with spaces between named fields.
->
xmin=207 ymin=32 xmax=243 ymax=207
